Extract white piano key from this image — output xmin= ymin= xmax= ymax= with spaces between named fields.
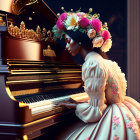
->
xmin=27 ymin=92 xmax=88 ymax=115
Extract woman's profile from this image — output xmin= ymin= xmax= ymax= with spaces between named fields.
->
xmin=52 ymin=8 xmax=140 ymax=140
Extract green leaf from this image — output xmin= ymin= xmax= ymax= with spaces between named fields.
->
xmin=76 ymin=8 xmax=81 ymax=13
xmin=79 ymin=28 xmax=87 ymax=33
xmin=73 ymin=28 xmax=78 ymax=31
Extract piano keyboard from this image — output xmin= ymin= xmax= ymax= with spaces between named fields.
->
xmin=15 ymin=88 xmax=89 ymax=115
xmin=28 ymin=92 xmax=88 ymax=115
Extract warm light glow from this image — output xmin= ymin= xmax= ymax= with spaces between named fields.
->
xmin=23 ymin=135 xmax=28 ymax=140
xmin=4 ymin=37 xmax=41 ymax=60
xmin=70 ymin=92 xmax=89 ymax=102
xmin=0 ymin=0 xmax=13 ymax=13
xmin=6 ymin=86 xmax=16 ymax=101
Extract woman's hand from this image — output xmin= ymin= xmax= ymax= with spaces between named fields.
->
xmin=57 ymin=102 xmax=77 ymax=109
xmin=56 ymin=98 xmax=78 ymax=109
xmin=55 ymin=98 xmax=87 ymax=109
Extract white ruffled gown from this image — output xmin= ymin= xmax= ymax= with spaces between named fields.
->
xmin=60 ymin=52 xmax=140 ymax=140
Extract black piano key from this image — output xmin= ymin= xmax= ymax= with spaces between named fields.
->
xmin=43 ymin=95 xmax=48 ymax=100
xmin=39 ymin=96 xmax=44 ymax=100
xmin=40 ymin=95 xmax=45 ymax=100
xmin=37 ymin=96 xmax=42 ymax=101
xmin=41 ymin=95 xmax=45 ymax=100
xmin=32 ymin=97 xmax=38 ymax=102
xmin=22 ymin=99 xmax=26 ymax=103
xmin=30 ymin=98 xmax=34 ymax=103
xmin=26 ymin=98 xmax=30 ymax=103
xmin=14 ymin=87 xmax=85 ymax=103
xmin=27 ymin=98 xmax=31 ymax=103
xmin=24 ymin=98 xmax=28 ymax=103
xmin=38 ymin=96 xmax=43 ymax=101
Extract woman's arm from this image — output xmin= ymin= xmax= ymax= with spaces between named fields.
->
xmin=75 ymin=57 xmax=108 ymax=123
xmin=56 ymin=97 xmax=88 ymax=109
xmin=56 ymin=98 xmax=79 ymax=109
xmin=57 ymin=102 xmax=77 ymax=109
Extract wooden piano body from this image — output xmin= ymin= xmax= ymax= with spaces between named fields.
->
xmin=0 ymin=1 xmax=88 ymax=139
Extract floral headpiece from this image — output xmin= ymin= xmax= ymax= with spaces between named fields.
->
xmin=52 ymin=8 xmax=112 ymax=52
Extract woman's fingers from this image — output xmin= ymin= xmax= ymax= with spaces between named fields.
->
xmin=57 ymin=102 xmax=68 ymax=107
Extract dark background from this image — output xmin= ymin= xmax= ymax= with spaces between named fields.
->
xmin=44 ymin=0 xmax=127 ymax=75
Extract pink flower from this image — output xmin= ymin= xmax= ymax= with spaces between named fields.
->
xmin=59 ymin=12 xmax=67 ymax=21
xmin=126 ymin=123 xmax=131 ymax=128
xmin=136 ymin=116 xmax=140 ymax=122
xmin=77 ymin=12 xmax=87 ymax=17
xmin=91 ymin=15 xmax=95 ymax=20
xmin=115 ymin=119 xmax=120 ymax=125
xmin=77 ymin=13 xmax=81 ymax=17
xmin=80 ymin=17 xmax=90 ymax=28
xmin=129 ymin=121 xmax=133 ymax=126
xmin=126 ymin=121 xmax=133 ymax=128
xmin=112 ymin=91 xmax=118 ymax=94
xmin=112 ymin=88 xmax=118 ymax=94
xmin=113 ymin=136 xmax=119 ymax=140
xmin=126 ymin=114 xmax=131 ymax=119
xmin=85 ymin=137 xmax=90 ymax=140
xmin=92 ymin=37 xmax=104 ymax=47
xmin=112 ymin=84 xmax=116 ymax=88
xmin=113 ymin=116 xmax=118 ymax=121
xmin=87 ymin=29 xmax=96 ymax=38
xmin=82 ymin=13 xmax=87 ymax=17
xmin=112 ymin=116 xmax=120 ymax=125
xmin=90 ymin=19 xmax=102 ymax=32
xmin=56 ymin=19 xmax=65 ymax=30
xmin=132 ymin=126 xmax=136 ymax=133
xmin=102 ymin=30 xmax=110 ymax=40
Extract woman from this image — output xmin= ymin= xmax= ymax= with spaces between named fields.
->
xmin=52 ymin=9 xmax=140 ymax=140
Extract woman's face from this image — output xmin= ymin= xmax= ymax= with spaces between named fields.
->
xmin=65 ymin=34 xmax=80 ymax=56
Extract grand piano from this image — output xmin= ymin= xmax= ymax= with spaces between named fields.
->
xmin=0 ymin=0 xmax=88 ymax=139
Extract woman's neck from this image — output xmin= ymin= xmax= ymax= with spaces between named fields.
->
xmin=79 ymin=46 xmax=91 ymax=59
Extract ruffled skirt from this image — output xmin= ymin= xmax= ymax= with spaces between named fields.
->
xmin=61 ymin=96 xmax=140 ymax=140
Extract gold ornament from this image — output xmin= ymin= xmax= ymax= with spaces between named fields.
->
xmin=43 ymin=45 xmax=56 ymax=57
xmin=20 ymin=21 xmax=26 ymax=38
xmin=36 ymin=25 xmax=41 ymax=41
xmin=8 ymin=23 xmax=14 ymax=36
xmin=41 ymin=28 xmax=47 ymax=40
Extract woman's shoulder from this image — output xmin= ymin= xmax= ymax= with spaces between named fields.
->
xmin=82 ymin=52 xmax=100 ymax=69
xmin=82 ymin=52 xmax=106 ymax=75
xmin=84 ymin=51 xmax=103 ymax=64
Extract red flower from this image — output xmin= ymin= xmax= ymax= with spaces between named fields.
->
xmin=90 ymin=19 xmax=102 ymax=32
xmin=56 ymin=19 xmax=65 ymax=30
xmin=59 ymin=12 xmax=67 ymax=21
xmin=80 ymin=17 xmax=90 ymax=28
xmin=102 ymin=30 xmax=110 ymax=40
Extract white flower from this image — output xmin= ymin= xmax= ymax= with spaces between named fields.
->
xmin=87 ymin=29 xmax=96 ymax=38
xmin=101 ymin=39 xmax=112 ymax=52
xmin=65 ymin=14 xmax=79 ymax=30
xmin=92 ymin=37 xmax=104 ymax=48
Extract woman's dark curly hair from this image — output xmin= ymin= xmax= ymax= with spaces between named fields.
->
xmin=66 ymin=30 xmax=108 ymax=59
